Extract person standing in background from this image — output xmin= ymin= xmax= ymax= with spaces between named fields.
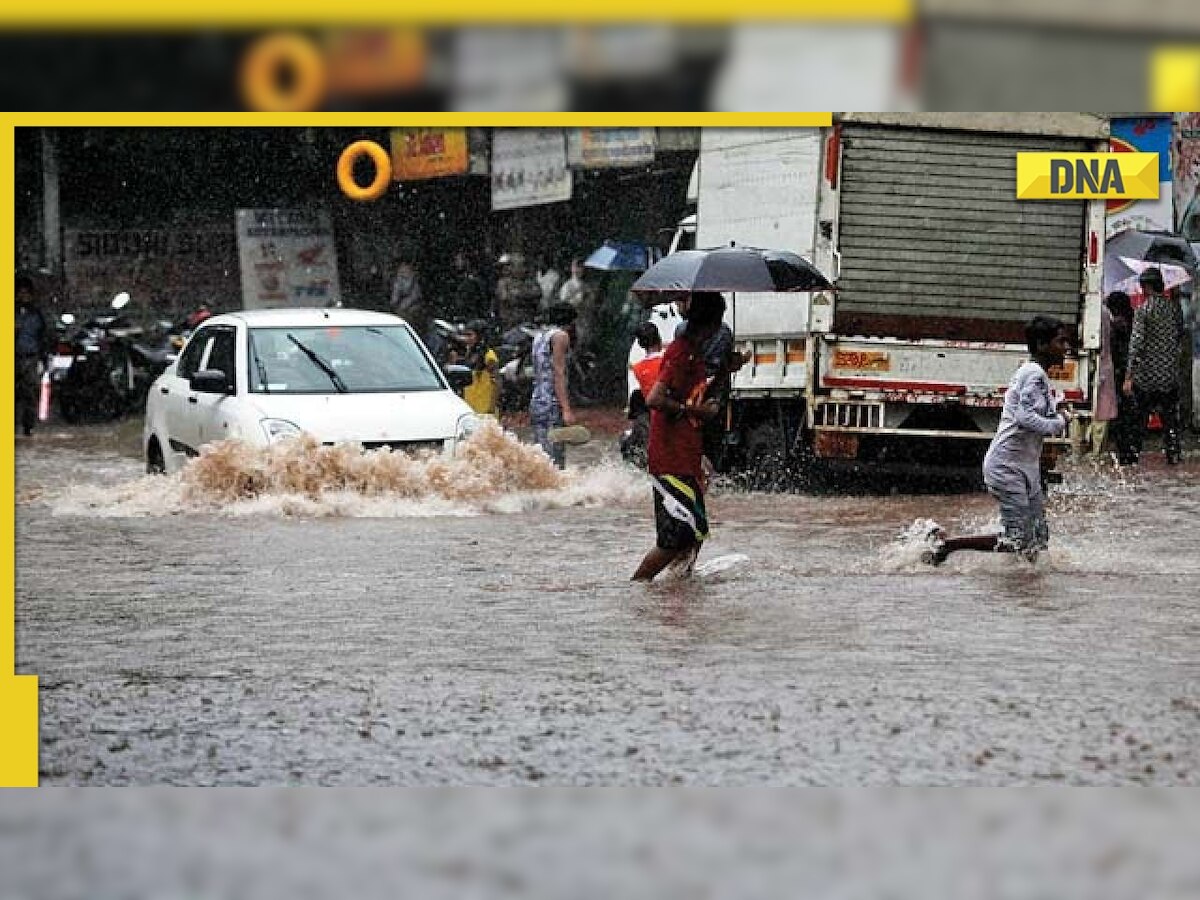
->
xmin=495 ymin=253 xmax=543 ymax=330
xmin=458 ymin=319 xmax=500 ymax=417
xmin=1105 ymin=291 xmax=1138 ymax=466
xmin=557 ymin=257 xmax=587 ymax=309
xmin=529 ymin=304 xmax=578 ymax=468
xmin=15 ymin=274 xmax=51 ymax=437
xmin=447 ymin=250 xmax=489 ymax=322
xmin=557 ymin=257 xmax=593 ymax=347
xmin=390 ymin=253 xmax=429 ymax=341
xmin=536 ymin=254 xmax=563 ymax=310
xmin=1123 ymin=268 xmax=1186 ymax=465
xmin=1088 ymin=295 xmax=1119 ymax=460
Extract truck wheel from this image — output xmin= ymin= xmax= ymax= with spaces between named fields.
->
xmin=743 ymin=423 xmax=823 ymax=491
xmin=789 ymin=430 xmax=825 ymax=490
xmin=743 ymin=423 xmax=789 ymax=491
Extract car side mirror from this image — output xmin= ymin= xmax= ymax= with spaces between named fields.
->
xmin=190 ymin=368 xmax=232 ymax=395
xmin=444 ymin=364 xmax=474 ymax=392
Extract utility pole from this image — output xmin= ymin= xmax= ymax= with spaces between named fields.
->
xmin=40 ymin=129 xmax=62 ymax=287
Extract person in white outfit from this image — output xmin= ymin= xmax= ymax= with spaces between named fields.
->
xmin=926 ymin=316 xmax=1073 ymax=565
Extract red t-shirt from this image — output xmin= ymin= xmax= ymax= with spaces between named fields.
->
xmin=631 ymin=350 xmax=663 ymax=397
xmin=647 ymin=337 xmax=707 ymax=480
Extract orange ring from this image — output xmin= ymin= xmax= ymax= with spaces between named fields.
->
xmin=240 ymin=32 xmax=327 ymax=112
xmin=337 ymin=140 xmax=392 ymax=201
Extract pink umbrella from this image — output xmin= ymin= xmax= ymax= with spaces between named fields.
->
xmin=1115 ymin=257 xmax=1192 ymax=293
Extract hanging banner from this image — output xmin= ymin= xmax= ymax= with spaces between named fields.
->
xmin=1106 ymin=116 xmax=1173 ymax=237
xmin=64 ymin=226 xmax=236 ymax=318
xmin=235 ymin=209 xmax=342 ymax=310
xmin=1173 ymin=113 xmax=1200 ymax=236
xmin=655 ymin=127 xmax=701 ymax=153
xmin=566 ymin=128 xmax=657 ymax=168
xmin=389 ymin=127 xmax=469 ymax=181
xmin=491 ymin=129 xmax=572 ymax=211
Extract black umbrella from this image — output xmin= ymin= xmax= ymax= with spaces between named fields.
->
xmin=1107 ymin=228 xmax=1198 ymax=270
xmin=631 ymin=246 xmax=832 ymax=303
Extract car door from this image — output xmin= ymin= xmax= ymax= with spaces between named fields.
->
xmin=195 ymin=325 xmax=239 ymax=445
xmin=163 ymin=325 xmax=214 ymax=456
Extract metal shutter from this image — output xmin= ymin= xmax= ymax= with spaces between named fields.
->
xmin=837 ymin=125 xmax=1089 ymax=327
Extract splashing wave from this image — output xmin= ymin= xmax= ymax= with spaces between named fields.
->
xmin=49 ymin=422 xmax=648 ymax=519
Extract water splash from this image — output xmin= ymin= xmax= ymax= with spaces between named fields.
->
xmin=877 ymin=518 xmax=951 ymax=572
xmin=692 ymin=553 xmax=750 ymax=579
xmin=48 ymin=421 xmax=648 ymax=519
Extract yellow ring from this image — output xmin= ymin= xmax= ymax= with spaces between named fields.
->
xmin=337 ymin=141 xmax=392 ymax=202
xmin=240 ymin=32 xmax=327 ymax=113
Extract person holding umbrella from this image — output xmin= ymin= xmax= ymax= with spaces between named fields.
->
xmin=630 ymin=245 xmax=830 ymax=475
xmin=672 ymin=292 xmax=747 ymax=467
xmin=1123 ymin=267 xmax=1186 ymax=465
xmin=632 ymin=291 xmax=727 ymax=582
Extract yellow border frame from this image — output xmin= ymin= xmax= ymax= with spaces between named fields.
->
xmin=0 ymin=1 xmax=912 ymax=26
xmin=2 ymin=110 xmax=832 ymax=786
xmin=1 ymin=118 xmax=37 ymax=787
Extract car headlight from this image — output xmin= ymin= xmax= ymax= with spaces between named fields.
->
xmin=260 ymin=418 xmax=302 ymax=444
xmin=455 ymin=412 xmax=481 ymax=444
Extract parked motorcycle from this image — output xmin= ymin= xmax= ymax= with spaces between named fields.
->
xmin=53 ymin=292 xmax=178 ymax=422
xmin=126 ymin=322 xmax=180 ymax=411
xmin=496 ymin=323 xmax=538 ymax=413
xmin=55 ymin=313 xmax=134 ymax=423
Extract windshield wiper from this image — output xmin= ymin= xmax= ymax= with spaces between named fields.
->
xmin=287 ymin=334 xmax=348 ymax=393
xmin=248 ymin=333 xmax=271 ymax=394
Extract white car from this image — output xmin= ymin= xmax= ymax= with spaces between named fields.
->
xmin=143 ymin=308 xmax=478 ymax=474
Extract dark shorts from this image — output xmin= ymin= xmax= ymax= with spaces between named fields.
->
xmin=652 ymin=475 xmax=709 ymax=551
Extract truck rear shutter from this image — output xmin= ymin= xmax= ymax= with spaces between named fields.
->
xmin=836 ymin=125 xmax=1090 ymax=341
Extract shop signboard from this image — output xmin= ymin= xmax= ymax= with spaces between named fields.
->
xmin=491 ymin=129 xmax=572 ymax=210
xmin=235 ymin=209 xmax=342 ymax=309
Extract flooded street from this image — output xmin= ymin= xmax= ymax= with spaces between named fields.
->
xmin=14 ymin=420 xmax=1200 ymax=785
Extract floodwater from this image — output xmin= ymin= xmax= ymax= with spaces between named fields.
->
xmin=14 ymin=420 xmax=1200 ymax=785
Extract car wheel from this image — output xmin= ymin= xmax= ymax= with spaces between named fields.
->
xmin=146 ymin=437 xmax=166 ymax=475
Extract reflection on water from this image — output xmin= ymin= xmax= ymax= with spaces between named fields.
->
xmin=14 ymin=425 xmax=1200 ymax=785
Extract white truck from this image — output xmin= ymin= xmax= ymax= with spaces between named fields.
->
xmin=691 ymin=113 xmax=1108 ymax=482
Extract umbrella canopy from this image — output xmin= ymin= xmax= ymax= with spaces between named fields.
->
xmin=1111 ymin=258 xmax=1193 ymax=295
xmin=1103 ymin=252 xmax=1141 ymax=294
xmin=584 ymin=240 xmax=658 ymax=272
xmin=1107 ymin=228 xmax=1198 ymax=268
xmin=1104 ymin=229 xmax=1198 ymax=295
xmin=631 ymin=247 xmax=832 ymax=301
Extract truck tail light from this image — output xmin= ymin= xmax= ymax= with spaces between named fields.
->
xmin=1089 ymin=231 xmax=1099 ymax=265
xmin=824 ymin=124 xmax=841 ymax=189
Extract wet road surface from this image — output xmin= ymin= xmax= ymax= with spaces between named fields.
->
xmin=14 ymin=419 xmax=1200 ymax=784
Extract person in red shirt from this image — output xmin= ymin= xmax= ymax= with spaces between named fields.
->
xmin=630 ymin=322 xmax=665 ymax=400
xmin=632 ymin=292 xmax=726 ymax=582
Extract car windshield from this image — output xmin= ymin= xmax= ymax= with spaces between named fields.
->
xmin=247 ymin=325 xmax=444 ymax=394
